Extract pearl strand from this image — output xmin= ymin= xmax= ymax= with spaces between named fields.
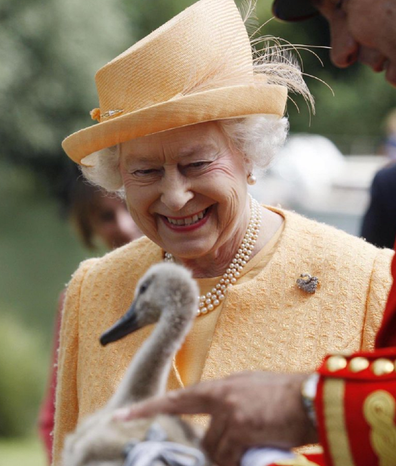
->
xmin=164 ymin=195 xmax=262 ymax=317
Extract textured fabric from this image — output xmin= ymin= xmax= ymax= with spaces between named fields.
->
xmin=53 ymin=208 xmax=393 ymax=465
xmin=376 ymin=241 xmax=396 ymax=347
xmin=176 ymin=222 xmax=284 ymax=387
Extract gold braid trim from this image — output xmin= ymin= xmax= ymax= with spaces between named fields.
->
xmin=363 ymin=390 xmax=396 ymax=466
xmin=323 ymin=379 xmax=355 ymax=466
xmin=275 ymin=454 xmax=320 ymax=465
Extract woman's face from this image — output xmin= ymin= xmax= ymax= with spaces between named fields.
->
xmin=119 ymin=122 xmax=250 ymax=261
xmin=89 ymin=196 xmax=142 ymax=249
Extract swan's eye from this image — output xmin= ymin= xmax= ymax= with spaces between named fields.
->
xmin=139 ymin=280 xmax=151 ymax=294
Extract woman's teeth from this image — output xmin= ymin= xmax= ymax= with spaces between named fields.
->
xmin=167 ymin=209 xmax=207 ymax=226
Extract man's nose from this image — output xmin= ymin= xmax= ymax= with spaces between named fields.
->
xmin=160 ymin=172 xmax=194 ymax=212
xmin=329 ymin=18 xmax=359 ymax=68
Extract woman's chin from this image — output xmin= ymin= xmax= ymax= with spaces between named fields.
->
xmin=164 ymin=242 xmax=215 ymax=261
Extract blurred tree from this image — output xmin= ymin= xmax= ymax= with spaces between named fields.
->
xmin=0 ymin=0 xmax=132 ymax=193
xmin=0 ymin=312 xmax=46 ymax=437
xmin=122 ymin=0 xmax=192 ymax=39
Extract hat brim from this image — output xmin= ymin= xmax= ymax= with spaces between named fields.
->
xmin=62 ymin=83 xmax=287 ymax=164
xmin=272 ymin=0 xmax=318 ymax=22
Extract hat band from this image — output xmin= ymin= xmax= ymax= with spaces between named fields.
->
xmin=90 ymin=108 xmax=124 ymax=122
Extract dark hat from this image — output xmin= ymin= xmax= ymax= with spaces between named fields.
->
xmin=272 ymin=0 xmax=318 ymax=22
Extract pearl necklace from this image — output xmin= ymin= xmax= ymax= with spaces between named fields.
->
xmin=164 ymin=195 xmax=262 ymax=317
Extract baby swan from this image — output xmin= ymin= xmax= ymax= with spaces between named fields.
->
xmin=62 ymin=263 xmax=207 ymax=466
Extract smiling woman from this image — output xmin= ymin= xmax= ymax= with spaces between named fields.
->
xmin=53 ymin=0 xmax=394 ymax=464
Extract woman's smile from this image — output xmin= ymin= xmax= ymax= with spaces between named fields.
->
xmin=161 ymin=207 xmax=211 ymax=231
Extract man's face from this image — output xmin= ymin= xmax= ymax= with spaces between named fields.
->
xmin=312 ymin=0 xmax=396 ymax=86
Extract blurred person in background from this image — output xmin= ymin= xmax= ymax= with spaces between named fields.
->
xmin=361 ymin=108 xmax=396 ymax=249
xmin=361 ymin=162 xmax=396 ymax=250
xmin=378 ymin=108 xmax=396 ymax=161
xmin=64 ymin=172 xmax=142 ymax=250
xmin=51 ymin=0 xmax=394 ymax=465
xmin=38 ymin=172 xmax=141 ymax=465
xmin=114 ymin=2 xmax=396 ymax=466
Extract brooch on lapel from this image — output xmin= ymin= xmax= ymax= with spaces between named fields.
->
xmin=296 ymin=273 xmax=319 ymax=294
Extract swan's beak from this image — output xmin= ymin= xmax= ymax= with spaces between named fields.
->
xmin=100 ymin=301 xmax=140 ymax=346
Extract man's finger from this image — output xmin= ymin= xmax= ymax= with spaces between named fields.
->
xmin=202 ymin=411 xmax=228 ymax=459
xmin=212 ymin=427 xmax=245 ymax=466
xmin=114 ymin=383 xmax=217 ymax=420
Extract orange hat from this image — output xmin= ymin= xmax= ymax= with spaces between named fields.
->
xmin=62 ymin=0 xmax=288 ymax=165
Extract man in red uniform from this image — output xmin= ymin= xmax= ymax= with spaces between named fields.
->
xmin=114 ymin=2 xmax=396 ymax=464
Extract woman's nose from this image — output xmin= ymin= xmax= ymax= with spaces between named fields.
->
xmin=160 ymin=173 xmax=194 ymax=212
xmin=329 ymin=17 xmax=359 ymax=68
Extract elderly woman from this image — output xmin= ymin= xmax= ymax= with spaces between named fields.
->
xmin=53 ymin=0 xmax=393 ymax=463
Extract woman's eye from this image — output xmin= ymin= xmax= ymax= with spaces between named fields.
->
xmin=132 ymin=169 xmax=160 ymax=177
xmin=335 ymin=0 xmax=344 ymax=9
xmin=187 ymin=161 xmax=210 ymax=169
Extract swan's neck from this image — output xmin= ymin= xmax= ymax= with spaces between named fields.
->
xmin=107 ymin=307 xmax=193 ymax=409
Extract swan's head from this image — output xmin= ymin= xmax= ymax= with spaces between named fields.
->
xmin=100 ymin=263 xmax=199 ymax=346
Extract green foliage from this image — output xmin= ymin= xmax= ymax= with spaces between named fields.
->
xmin=0 ymin=436 xmax=46 ymax=466
xmin=0 ymin=312 xmax=46 ymax=437
xmin=0 ymin=0 xmax=132 ymax=189
xmin=0 ymin=161 xmax=95 ymax=340
xmin=0 ymin=161 xmax=99 ymax=438
xmin=122 ymin=0 xmax=193 ymax=40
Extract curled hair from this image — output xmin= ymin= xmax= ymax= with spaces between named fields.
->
xmin=81 ymin=115 xmax=288 ymax=192
xmin=81 ymin=145 xmax=122 ymax=192
xmin=218 ymin=115 xmax=288 ymax=172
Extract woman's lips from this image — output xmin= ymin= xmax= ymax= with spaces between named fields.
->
xmin=161 ymin=207 xmax=211 ymax=232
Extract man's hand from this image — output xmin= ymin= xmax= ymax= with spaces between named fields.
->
xmin=114 ymin=371 xmax=318 ymax=466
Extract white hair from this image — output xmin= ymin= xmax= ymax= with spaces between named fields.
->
xmin=81 ymin=114 xmax=289 ymax=192
xmin=219 ymin=115 xmax=289 ymax=172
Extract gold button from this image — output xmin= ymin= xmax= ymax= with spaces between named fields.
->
xmin=371 ymin=358 xmax=394 ymax=376
xmin=349 ymin=357 xmax=369 ymax=373
xmin=327 ymin=355 xmax=347 ymax=372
